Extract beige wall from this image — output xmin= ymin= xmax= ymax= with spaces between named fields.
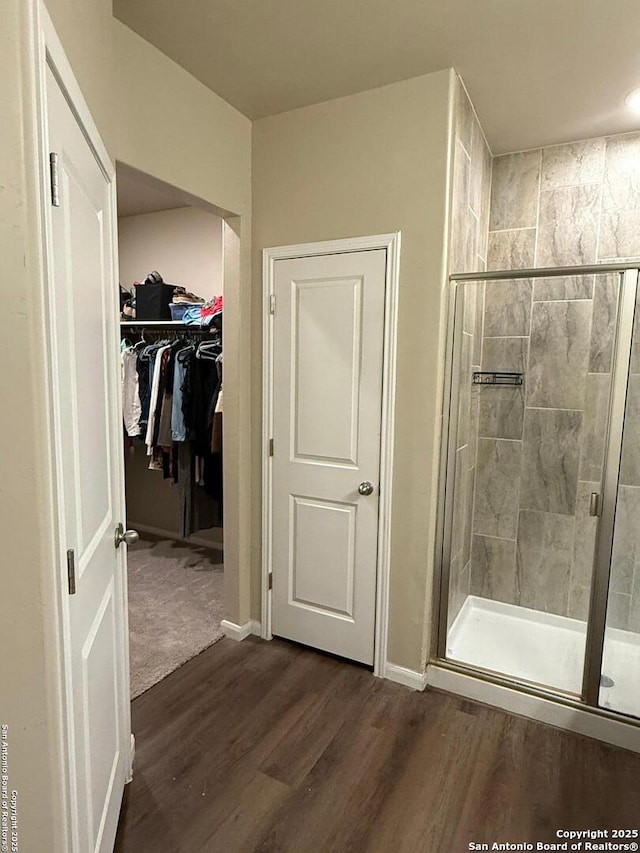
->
xmin=252 ymin=70 xmax=453 ymax=670
xmin=112 ymin=20 xmax=250 ymax=219
xmin=44 ymin=0 xmax=115 ymax=146
xmin=118 ymin=206 xmax=223 ymax=300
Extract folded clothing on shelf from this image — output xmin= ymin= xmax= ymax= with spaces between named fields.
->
xmin=182 ymin=295 xmax=223 ymax=327
xmin=172 ymin=286 xmax=205 ymax=304
xmin=182 ymin=304 xmax=204 ymax=325
xmin=201 ymin=295 xmax=223 ymax=328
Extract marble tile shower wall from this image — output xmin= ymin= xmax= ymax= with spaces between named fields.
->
xmin=470 ymin=132 xmax=640 ymax=630
xmin=447 ymin=79 xmax=492 ymax=625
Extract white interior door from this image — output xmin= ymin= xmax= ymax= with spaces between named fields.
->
xmin=45 ymin=60 xmax=130 ymax=853
xmin=271 ymin=249 xmax=387 ymax=664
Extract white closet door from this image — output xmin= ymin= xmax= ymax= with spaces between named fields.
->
xmin=46 ymin=62 xmax=130 ymax=853
xmin=271 ymin=250 xmax=387 ymax=665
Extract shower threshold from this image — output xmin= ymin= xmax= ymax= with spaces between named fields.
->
xmin=447 ymin=596 xmax=640 ymax=718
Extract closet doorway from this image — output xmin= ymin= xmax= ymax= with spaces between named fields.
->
xmin=116 ymin=164 xmax=228 ymax=697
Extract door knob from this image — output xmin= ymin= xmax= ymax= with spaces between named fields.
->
xmin=358 ymin=481 xmax=375 ymax=496
xmin=114 ymin=523 xmax=139 ymax=549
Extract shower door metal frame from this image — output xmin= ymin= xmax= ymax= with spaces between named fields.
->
xmin=436 ymin=262 xmax=640 ymax=720
xmin=583 ymin=268 xmax=638 ymax=706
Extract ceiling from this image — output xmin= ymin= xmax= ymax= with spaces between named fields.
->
xmin=113 ymin=0 xmax=640 ymax=154
xmin=116 ymin=164 xmax=188 ymax=217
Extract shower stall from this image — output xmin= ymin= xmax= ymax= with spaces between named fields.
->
xmin=437 ymin=262 xmax=640 ymax=725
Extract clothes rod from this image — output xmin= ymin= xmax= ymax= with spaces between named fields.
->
xmin=120 ymin=320 xmax=215 ymax=330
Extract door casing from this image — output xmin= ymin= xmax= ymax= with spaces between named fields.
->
xmin=32 ymin=4 xmax=132 ymax=850
xmin=262 ymin=233 xmax=401 ymax=677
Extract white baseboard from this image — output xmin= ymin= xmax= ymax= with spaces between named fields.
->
xmin=384 ymin=662 xmax=428 ymax=691
xmin=427 ymin=664 xmax=640 ymax=754
xmin=128 ymin=522 xmax=223 ymax=552
xmin=221 ymin=619 xmax=262 ymax=642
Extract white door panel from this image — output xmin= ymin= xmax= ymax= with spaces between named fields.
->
xmin=272 ymin=250 xmax=386 ymax=664
xmin=292 ymin=276 xmax=362 ymax=464
xmin=46 ymin=65 xmax=128 ymax=853
xmin=290 ymin=495 xmax=356 ymax=617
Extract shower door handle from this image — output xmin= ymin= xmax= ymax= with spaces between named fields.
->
xmin=589 ymin=492 xmax=601 ymax=517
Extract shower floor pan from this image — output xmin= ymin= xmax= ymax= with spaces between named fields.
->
xmin=447 ymin=596 xmax=640 ymax=718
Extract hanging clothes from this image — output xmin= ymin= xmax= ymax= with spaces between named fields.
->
xmin=211 ymin=353 xmax=223 ymax=454
xmin=120 ymin=324 xmax=223 ymax=536
xmin=135 ymin=346 xmax=153 ymax=431
xmin=121 ymin=344 xmax=142 ymax=437
xmin=171 ymin=346 xmax=192 ymax=442
xmin=146 ymin=344 xmax=168 ymax=451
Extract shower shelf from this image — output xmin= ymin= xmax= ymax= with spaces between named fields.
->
xmin=472 ymin=371 xmax=523 ymax=386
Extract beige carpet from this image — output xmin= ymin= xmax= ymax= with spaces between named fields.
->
xmin=127 ymin=537 xmax=225 ymax=698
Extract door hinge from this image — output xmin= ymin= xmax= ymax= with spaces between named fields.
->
xmin=67 ymin=549 xmax=76 ymax=595
xmin=269 ymin=294 xmax=276 ymax=314
xmin=268 ymin=572 xmax=273 ymax=590
xmin=49 ymin=152 xmax=60 ymax=207
xmin=269 ymin=438 xmax=274 ymax=457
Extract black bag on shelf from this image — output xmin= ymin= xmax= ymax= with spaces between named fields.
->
xmin=134 ymin=271 xmax=175 ymax=320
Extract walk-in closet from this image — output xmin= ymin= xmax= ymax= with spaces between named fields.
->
xmin=116 ymin=164 xmax=226 ymax=697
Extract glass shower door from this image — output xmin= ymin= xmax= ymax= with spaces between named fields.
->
xmin=444 ymin=272 xmax=623 ymax=697
xmin=599 ymin=273 xmax=640 ymax=719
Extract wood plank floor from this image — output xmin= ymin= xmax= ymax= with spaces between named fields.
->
xmin=115 ymin=637 xmax=640 ymax=853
